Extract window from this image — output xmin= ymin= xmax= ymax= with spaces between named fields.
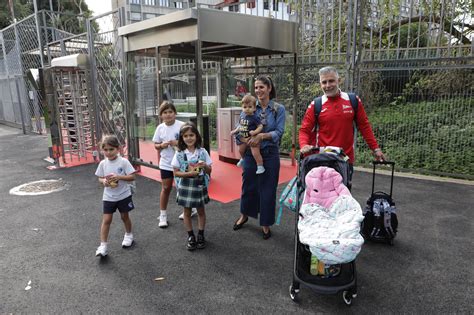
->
xmin=130 ymin=0 xmax=140 ymax=4
xmin=263 ymin=0 xmax=269 ymax=10
xmin=160 ymin=0 xmax=170 ymax=6
xmin=174 ymin=1 xmax=183 ymax=8
xmin=130 ymin=12 xmax=141 ymax=20
xmin=229 ymin=4 xmax=238 ymax=11
xmin=247 ymin=0 xmax=255 ymax=9
xmin=273 ymin=0 xmax=279 ymax=11
xmin=144 ymin=0 xmax=156 ymax=5
xmin=144 ymin=13 xmax=156 ymax=19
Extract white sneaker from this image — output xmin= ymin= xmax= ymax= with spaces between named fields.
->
xmin=236 ymin=159 xmax=244 ymax=167
xmin=178 ymin=208 xmax=198 ymax=220
xmin=158 ymin=214 xmax=168 ymax=228
xmin=95 ymin=244 xmax=108 ymax=257
xmin=122 ymin=234 xmax=134 ymax=248
xmin=256 ymin=165 xmax=266 ymax=174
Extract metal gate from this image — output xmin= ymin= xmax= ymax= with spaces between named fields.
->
xmin=51 ymin=68 xmax=96 ymax=165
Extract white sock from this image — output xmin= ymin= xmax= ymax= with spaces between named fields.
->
xmin=160 ymin=210 xmax=167 ymax=216
xmin=100 ymin=242 xmax=107 ymax=247
xmin=125 ymin=233 xmax=133 ymax=237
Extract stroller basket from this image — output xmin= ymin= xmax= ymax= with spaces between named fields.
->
xmin=295 ymin=242 xmax=355 ymax=287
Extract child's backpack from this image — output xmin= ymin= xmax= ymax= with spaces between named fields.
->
xmin=361 ymin=161 xmax=398 ymax=245
xmin=175 ymin=148 xmax=210 ymax=188
xmin=276 ymin=176 xmax=300 ymax=225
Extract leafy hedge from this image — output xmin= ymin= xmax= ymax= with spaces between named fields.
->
xmin=355 ymin=98 xmax=474 ymax=176
xmin=140 ymin=97 xmax=473 ymax=177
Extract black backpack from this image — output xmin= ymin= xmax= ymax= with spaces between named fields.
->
xmin=361 ymin=161 xmax=398 ymax=245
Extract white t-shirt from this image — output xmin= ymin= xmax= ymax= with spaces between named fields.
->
xmin=95 ymin=156 xmax=136 ymax=202
xmin=152 ymin=120 xmax=184 ymax=171
xmin=171 ymin=148 xmax=213 ymax=171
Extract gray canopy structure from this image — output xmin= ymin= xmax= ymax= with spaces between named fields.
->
xmin=118 ymin=7 xmax=298 ymax=166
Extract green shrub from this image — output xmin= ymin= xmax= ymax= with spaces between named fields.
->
xmin=355 ymin=97 xmax=474 ymax=176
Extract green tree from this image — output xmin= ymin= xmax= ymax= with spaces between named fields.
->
xmin=0 ymin=0 xmax=32 ymax=29
xmin=0 ymin=0 xmax=94 ymax=33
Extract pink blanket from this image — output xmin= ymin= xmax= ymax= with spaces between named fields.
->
xmin=302 ymin=166 xmax=351 ymax=208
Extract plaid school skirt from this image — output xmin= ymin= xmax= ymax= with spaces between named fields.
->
xmin=176 ymin=176 xmax=210 ymax=208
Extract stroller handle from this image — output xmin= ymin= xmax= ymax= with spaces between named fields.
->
xmin=299 ymin=146 xmax=320 ymax=161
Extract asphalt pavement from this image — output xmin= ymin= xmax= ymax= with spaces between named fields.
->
xmin=0 ymin=124 xmax=472 ymax=314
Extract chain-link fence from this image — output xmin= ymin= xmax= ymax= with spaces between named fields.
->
xmin=87 ymin=10 xmax=127 ymax=154
xmin=0 ymin=10 xmax=84 ymax=134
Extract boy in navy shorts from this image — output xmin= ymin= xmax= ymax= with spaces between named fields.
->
xmin=231 ymin=95 xmax=265 ymax=174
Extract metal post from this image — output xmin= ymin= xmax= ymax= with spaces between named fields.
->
xmin=14 ymin=76 xmax=27 ymax=134
xmin=42 ymin=11 xmax=51 ymax=65
xmin=39 ymin=68 xmax=59 ymax=163
xmin=350 ymin=0 xmax=358 ymax=91
xmin=216 ymin=59 xmax=222 ymax=108
xmin=346 ymin=0 xmax=353 ymax=91
xmin=156 ymin=46 xmax=162 ymax=113
xmin=291 ymin=52 xmax=297 ymax=166
xmin=13 ymin=19 xmax=28 ymax=133
xmin=354 ymin=0 xmax=363 ymax=92
xmin=254 ymin=56 xmax=259 ymax=77
xmin=60 ymin=39 xmax=66 ymax=56
xmin=195 ymin=39 xmax=204 ymax=136
xmin=33 ymin=0 xmax=44 ymax=68
xmin=119 ymin=6 xmax=134 ymax=162
xmin=86 ymin=16 xmax=102 ymax=145
xmin=0 ymin=33 xmax=6 ymax=75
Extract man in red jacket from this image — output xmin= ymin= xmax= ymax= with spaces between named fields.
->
xmin=299 ymin=67 xmax=385 ymax=175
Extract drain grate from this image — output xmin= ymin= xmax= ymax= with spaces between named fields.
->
xmin=9 ymin=179 xmax=68 ymax=196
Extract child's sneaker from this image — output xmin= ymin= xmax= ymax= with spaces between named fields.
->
xmin=196 ymin=234 xmax=206 ymax=249
xmin=95 ymin=244 xmax=108 ymax=257
xmin=236 ymin=159 xmax=244 ymax=167
xmin=256 ymin=165 xmax=266 ymax=174
xmin=122 ymin=233 xmax=134 ymax=248
xmin=178 ymin=208 xmax=198 ymax=220
xmin=158 ymin=214 xmax=168 ymax=228
xmin=186 ymin=235 xmax=197 ymax=251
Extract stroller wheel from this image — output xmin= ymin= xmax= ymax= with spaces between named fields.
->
xmin=289 ymin=285 xmax=299 ymax=302
xmin=342 ymin=290 xmax=353 ymax=306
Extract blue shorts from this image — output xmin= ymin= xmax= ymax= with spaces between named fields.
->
xmin=103 ymin=195 xmax=134 ymax=214
xmin=160 ymin=169 xmax=174 ymax=180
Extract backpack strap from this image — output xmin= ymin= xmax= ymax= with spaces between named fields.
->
xmin=276 ymin=176 xmax=298 ymax=225
xmin=176 ymin=151 xmax=188 ymax=172
xmin=197 ymin=148 xmax=210 ymax=187
xmin=313 ymin=93 xmax=358 ymax=124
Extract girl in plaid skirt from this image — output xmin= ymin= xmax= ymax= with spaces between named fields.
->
xmin=172 ymin=123 xmax=212 ymax=250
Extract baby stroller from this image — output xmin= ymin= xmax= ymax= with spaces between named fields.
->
xmin=289 ymin=147 xmax=358 ymax=306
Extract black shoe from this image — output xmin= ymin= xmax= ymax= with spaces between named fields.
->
xmin=186 ymin=235 xmax=197 ymax=251
xmin=263 ymin=229 xmax=271 ymax=240
xmin=196 ymin=234 xmax=206 ymax=249
xmin=233 ymin=216 xmax=248 ymax=231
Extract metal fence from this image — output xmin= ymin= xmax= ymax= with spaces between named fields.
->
xmin=0 ymin=10 xmax=81 ymax=134
xmin=0 ymin=1 xmax=472 ymax=178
